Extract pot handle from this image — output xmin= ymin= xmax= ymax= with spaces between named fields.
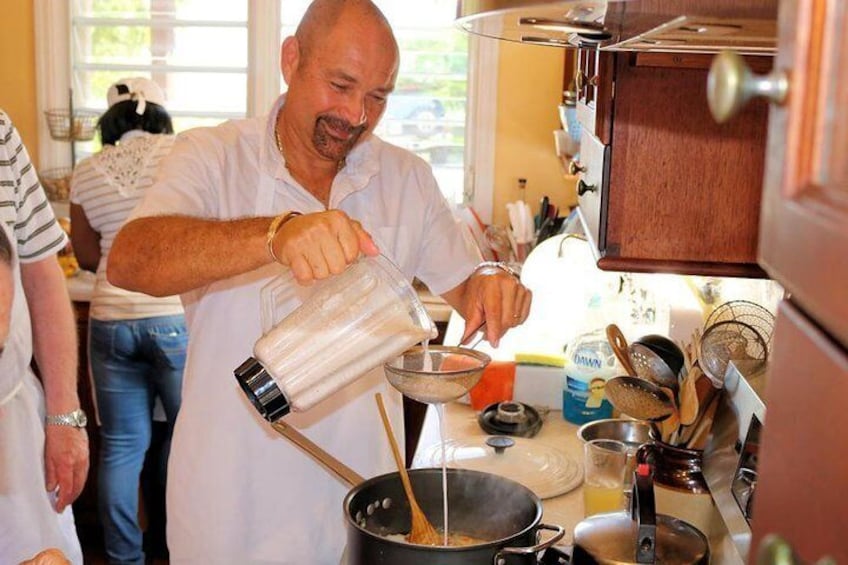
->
xmin=493 ymin=523 xmax=565 ymax=565
xmin=636 ymin=442 xmax=655 ymax=466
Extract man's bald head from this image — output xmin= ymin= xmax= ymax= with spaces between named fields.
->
xmin=295 ymin=0 xmax=397 ymax=62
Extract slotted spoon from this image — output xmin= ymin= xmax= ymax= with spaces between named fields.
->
xmin=628 ymin=342 xmax=680 ymax=392
xmin=604 ymin=376 xmax=675 ymax=422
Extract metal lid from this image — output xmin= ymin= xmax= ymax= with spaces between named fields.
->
xmin=573 ymin=513 xmax=709 ymax=564
xmin=234 ymin=357 xmax=291 ymax=422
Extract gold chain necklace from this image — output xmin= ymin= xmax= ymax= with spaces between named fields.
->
xmin=274 ymin=118 xmax=284 ymax=157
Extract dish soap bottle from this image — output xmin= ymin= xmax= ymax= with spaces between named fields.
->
xmin=562 ymin=294 xmax=620 ymax=425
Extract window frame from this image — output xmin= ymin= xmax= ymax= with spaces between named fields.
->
xmin=34 ymin=0 xmax=497 ymax=220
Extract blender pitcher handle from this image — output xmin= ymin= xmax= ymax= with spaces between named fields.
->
xmin=493 ymin=524 xmax=565 ymax=564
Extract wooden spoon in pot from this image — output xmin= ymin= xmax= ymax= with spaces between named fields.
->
xmin=375 ymin=393 xmax=441 ymax=546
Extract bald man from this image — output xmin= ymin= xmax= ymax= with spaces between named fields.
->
xmin=108 ymin=2 xmax=531 ymax=562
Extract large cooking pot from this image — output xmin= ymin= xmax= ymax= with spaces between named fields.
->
xmin=344 ymin=468 xmax=564 ymax=564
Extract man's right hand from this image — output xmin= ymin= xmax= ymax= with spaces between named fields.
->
xmin=270 ymin=210 xmax=379 ymax=284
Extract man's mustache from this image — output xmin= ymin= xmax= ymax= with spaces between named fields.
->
xmin=318 ymin=115 xmax=366 ymax=137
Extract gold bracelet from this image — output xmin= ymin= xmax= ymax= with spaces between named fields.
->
xmin=266 ymin=211 xmax=302 ymax=263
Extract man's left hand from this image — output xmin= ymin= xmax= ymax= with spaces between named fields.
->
xmin=456 ymin=264 xmax=532 ymax=348
xmin=44 ymin=425 xmax=89 ymax=512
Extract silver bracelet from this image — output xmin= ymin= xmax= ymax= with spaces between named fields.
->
xmin=474 ymin=261 xmax=520 ymax=280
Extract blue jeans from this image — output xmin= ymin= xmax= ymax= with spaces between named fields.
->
xmin=89 ymin=315 xmax=187 ymax=565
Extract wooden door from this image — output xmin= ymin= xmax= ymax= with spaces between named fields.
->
xmin=753 ymin=0 xmax=848 ymax=562
xmin=750 ymin=302 xmax=848 ymax=563
xmin=758 ymin=0 xmax=848 ymax=349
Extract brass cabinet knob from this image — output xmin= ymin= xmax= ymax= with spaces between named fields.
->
xmin=757 ymin=534 xmax=836 ymax=565
xmin=707 ymin=50 xmax=789 ymax=123
xmin=574 ymin=70 xmax=587 ymax=92
xmin=568 ymin=160 xmax=587 ymax=176
xmin=577 ymin=179 xmax=596 ymax=196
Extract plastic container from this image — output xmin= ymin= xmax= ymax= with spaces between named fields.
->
xmin=235 ymin=255 xmax=437 ymax=422
xmin=562 ymin=295 xmax=620 ymax=425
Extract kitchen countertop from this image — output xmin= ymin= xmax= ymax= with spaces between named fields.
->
xmin=66 ymin=269 xmax=96 ymax=302
xmin=413 ymin=401 xmax=743 ymax=562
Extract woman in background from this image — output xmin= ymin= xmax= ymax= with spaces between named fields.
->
xmin=70 ymin=78 xmax=187 ymax=565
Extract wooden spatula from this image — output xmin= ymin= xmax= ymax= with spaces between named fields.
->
xmin=375 ymin=393 xmax=441 ymax=546
xmin=678 ymin=366 xmax=701 ymax=427
xmin=607 ymin=324 xmax=637 ymax=376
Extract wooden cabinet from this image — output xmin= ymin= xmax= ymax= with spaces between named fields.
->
xmin=572 ymin=50 xmax=772 ymax=277
xmin=749 ymin=0 xmax=848 ymax=561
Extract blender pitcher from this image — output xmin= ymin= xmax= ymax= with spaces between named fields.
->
xmin=235 ymin=254 xmax=437 ymax=422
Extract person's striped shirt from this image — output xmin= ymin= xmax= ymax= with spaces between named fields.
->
xmin=0 ymin=109 xmax=67 ymax=264
xmin=70 ymin=131 xmax=182 ymax=321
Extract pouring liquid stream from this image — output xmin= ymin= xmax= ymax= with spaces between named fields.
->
xmin=419 ymin=340 xmax=449 ymax=545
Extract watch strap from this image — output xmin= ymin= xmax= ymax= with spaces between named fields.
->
xmin=45 ymin=408 xmax=87 ymax=428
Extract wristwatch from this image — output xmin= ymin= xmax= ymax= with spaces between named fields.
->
xmin=45 ymin=408 xmax=88 ymax=428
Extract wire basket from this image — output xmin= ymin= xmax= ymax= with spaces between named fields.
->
xmin=699 ymin=320 xmax=768 ymax=386
xmin=38 ymin=167 xmax=73 ymax=202
xmin=705 ymin=299 xmax=775 ymax=351
xmin=44 ymin=109 xmax=99 ymax=141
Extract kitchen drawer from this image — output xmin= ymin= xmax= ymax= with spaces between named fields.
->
xmin=574 ymin=128 xmax=609 ymax=256
xmin=574 ymin=48 xmax=613 ymax=145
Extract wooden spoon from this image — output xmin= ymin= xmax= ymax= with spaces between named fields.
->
xmin=606 ymin=324 xmax=637 ymax=376
xmin=677 ymin=366 xmax=701 ymax=426
xmin=375 ymin=393 xmax=440 ymax=546
xmin=686 ymin=390 xmax=722 ymax=450
xmin=659 ymin=386 xmax=680 ymax=443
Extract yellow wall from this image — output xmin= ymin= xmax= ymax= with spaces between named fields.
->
xmin=492 ymin=40 xmax=577 ymax=228
xmin=0 ymin=0 xmax=39 ymax=166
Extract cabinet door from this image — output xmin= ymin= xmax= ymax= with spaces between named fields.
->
xmin=600 ymin=53 xmax=769 ymax=276
xmin=758 ymin=0 xmax=848 ymax=349
xmin=750 ymin=301 xmax=848 ymax=563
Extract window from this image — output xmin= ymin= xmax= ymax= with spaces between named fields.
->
xmin=36 ymin=0 xmax=496 ymax=211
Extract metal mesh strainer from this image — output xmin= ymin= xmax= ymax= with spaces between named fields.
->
xmin=699 ymin=320 xmax=767 ymax=387
xmin=705 ymin=300 xmax=775 ymax=351
xmin=383 ymin=346 xmax=490 ymax=404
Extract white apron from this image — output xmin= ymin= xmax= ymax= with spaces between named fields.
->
xmin=166 ymin=169 xmax=403 ymax=564
xmin=0 ymin=225 xmax=83 ymax=565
